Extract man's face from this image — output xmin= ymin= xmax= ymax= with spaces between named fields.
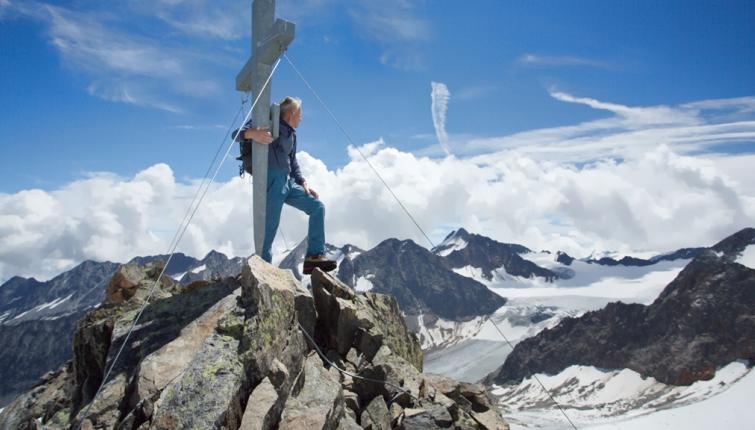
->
xmin=286 ymin=106 xmax=302 ymax=128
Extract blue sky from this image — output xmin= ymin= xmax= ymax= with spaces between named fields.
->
xmin=2 ymin=0 xmax=755 ymax=280
xmin=2 ymin=0 xmax=753 ymax=193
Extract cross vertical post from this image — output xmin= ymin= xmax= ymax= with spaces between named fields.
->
xmin=236 ymin=0 xmax=294 ymax=258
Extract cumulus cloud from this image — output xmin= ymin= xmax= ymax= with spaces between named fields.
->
xmin=2 ymin=140 xmax=754 ymax=282
xmin=431 ymin=81 xmax=451 ymax=155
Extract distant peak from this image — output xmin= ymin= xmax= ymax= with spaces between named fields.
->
xmin=452 ymin=227 xmax=471 ymax=239
xmin=203 ymin=250 xmax=227 ymax=260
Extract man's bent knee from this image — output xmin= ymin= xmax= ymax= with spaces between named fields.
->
xmin=306 ymin=200 xmax=324 ymax=216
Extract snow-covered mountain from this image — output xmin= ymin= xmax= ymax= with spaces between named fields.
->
xmin=421 ymin=228 xmax=701 ymax=382
xmin=486 ymin=227 xmax=755 ymax=387
xmin=0 ymin=260 xmax=120 ymax=325
xmin=434 ymin=228 xmax=560 ymax=282
xmin=456 ymin=227 xmax=754 ymax=430
xmin=492 ymin=360 xmax=753 ymax=429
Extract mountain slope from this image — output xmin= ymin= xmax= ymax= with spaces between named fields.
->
xmin=338 ymin=238 xmax=507 ymax=320
xmin=0 ymin=260 xmax=119 ymax=324
xmin=434 ymin=228 xmax=559 ymax=282
xmin=485 ymin=228 xmax=755 ymax=386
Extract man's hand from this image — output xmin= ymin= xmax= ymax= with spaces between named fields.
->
xmin=244 ymin=125 xmax=273 ymax=144
xmin=302 ymin=182 xmax=319 ymax=199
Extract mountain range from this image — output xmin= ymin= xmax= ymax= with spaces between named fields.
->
xmin=1 ymin=226 xmax=752 ymax=428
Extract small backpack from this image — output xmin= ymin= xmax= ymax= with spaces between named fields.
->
xmin=234 ymin=129 xmax=254 ymax=176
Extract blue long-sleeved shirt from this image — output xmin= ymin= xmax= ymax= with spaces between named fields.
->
xmin=234 ymin=119 xmax=305 ymax=185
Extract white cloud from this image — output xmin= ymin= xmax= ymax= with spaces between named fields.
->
xmin=518 ymin=53 xmax=611 ymax=69
xmin=428 ymin=92 xmax=755 ymax=162
xmin=549 ymin=90 xmax=700 ymax=127
xmin=4 ymin=1 xmax=235 ymax=111
xmin=2 ymin=141 xmax=754 ymax=282
xmin=0 ymin=164 xmax=256 ymax=281
xmin=135 ymin=0 xmax=248 ymax=40
xmin=431 ymin=81 xmax=451 ymax=155
xmin=349 ymin=0 xmax=430 ymax=70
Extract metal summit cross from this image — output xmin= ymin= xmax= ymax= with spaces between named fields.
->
xmin=236 ymin=0 xmax=295 ymax=256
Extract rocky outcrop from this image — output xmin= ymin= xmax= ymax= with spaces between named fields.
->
xmin=485 ymin=235 xmax=755 ymax=386
xmin=1 ymin=256 xmax=508 ymax=429
xmin=312 ymin=269 xmax=423 ymax=370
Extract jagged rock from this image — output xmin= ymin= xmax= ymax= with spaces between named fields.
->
xmin=1 ymin=255 xmax=508 ymax=430
xmin=486 ymin=239 xmax=755 ymax=386
xmin=353 ymin=346 xmax=424 ymax=408
xmin=74 ymin=373 xmax=128 ymax=429
xmin=312 ymin=269 xmax=423 ymax=371
xmin=104 ymin=262 xmax=175 ymax=305
xmin=401 ymin=404 xmax=453 ymax=429
xmin=278 ymin=352 xmax=345 ymax=429
xmin=423 ymin=374 xmax=508 ymax=430
xmin=0 ymin=362 xmax=71 ymax=430
xmin=238 ymin=256 xmax=315 ymax=423
xmin=73 ymin=267 xmax=239 ymax=425
xmin=336 ymin=414 xmax=362 ymax=430
xmin=390 ymin=402 xmax=403 ymax=427
xmin=146 ymin=303 xmax=245 ymax=429
xmin=239 ymin=377 xmax=278 ymax=430
xmin=129 ymin=291 xmax=240 ymax=410
xmin=360 ymin=395 xmax=391 ymax=430
xmin=343 ymin=389 xmax=359 ymax=413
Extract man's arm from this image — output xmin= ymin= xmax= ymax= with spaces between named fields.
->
xmin=232 ymin=121 xmax=273 ymax=144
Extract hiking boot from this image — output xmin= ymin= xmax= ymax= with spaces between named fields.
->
xmin=303 ymin=254 xmax=337 ymax=275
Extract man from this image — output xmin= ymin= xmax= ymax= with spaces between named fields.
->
xmin=236 ymin=96 xmax=337 ymax=274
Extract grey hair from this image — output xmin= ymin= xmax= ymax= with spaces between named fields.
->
xmin=280 ymin=96 xmax=302 ymax=115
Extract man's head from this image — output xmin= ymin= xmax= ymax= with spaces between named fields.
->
xmin=280 ymin=96 xmax=302 ymax=128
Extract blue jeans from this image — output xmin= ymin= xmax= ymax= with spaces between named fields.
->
xmin=261 ymin=168 xmax=325 ymax=263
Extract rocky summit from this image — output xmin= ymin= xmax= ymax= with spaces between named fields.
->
xmin=485 ymin=228 xmax=755 ymax=387
xmin=0 ymin=256 xmax=508 ymax=430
